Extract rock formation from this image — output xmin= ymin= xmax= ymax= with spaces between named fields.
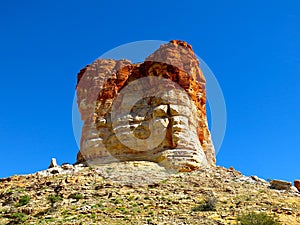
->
xmin=294 ymin=180 xmax=300 ymax=192
xmin=270 ymin=179 xmax=292 ymax=191
xmin=48 ymin=158 xmax=58 ymax=169
xmin=75 ymin=40 xmax=216 ymax=171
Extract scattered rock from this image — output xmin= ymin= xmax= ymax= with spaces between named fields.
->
xmin=77 ymin=205 xmax=92 ymax=211
xmin=236 ymin=176 xmax=256 ymax=184
xmin=250 ymin=175 xmax=267 ymax=183
xmin=74 ymin=163 xmax=87 ymax=168
xmin=0 ymin=177 xmax=11 ymax=182
xmin=65 ymin=177 xmax=78 ymax=184
xmin=290 ymin=186 xmax=299 ymax=193
xmin=49 ymin=168 xmax=61 ymax=174
xmin=22 ymin=207 xmax=34 ymax=215
xmin=269 ymin=179 xmax=292 ymax=190
xmin=1 ymin=165 xmax=300 ymax=225
xmin=48 ymin=158 xmax=58 ymax=168
xmin=61 ymin=163 xmax=73 ymax=170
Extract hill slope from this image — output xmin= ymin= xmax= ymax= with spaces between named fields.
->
xmin=0 ymin=162 xmax=300 ymax=224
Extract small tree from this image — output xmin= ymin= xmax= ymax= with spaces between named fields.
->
xmin=192 ymin=196 xmax=217 ymax=212
xmin=16 ymin=195 xmax=30 ymax=207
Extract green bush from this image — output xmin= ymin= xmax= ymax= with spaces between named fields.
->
xmin=11 ymin=212 xmax=27 ymax=222
xmin=69 ymin=193 xmax=84 ymax=200
xmin=47 ymin=194 xmax=62 ymax=206
xmin=16 ymin=195 xmax=30 ymax=207
xmin=236 ymin=212 xmax=281 ymax=225
xmin=192 ymin=196 xmax=217 ymax=212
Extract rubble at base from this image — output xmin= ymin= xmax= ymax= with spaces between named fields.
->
xmin=0 ymin=160 xmax=300 ymax=225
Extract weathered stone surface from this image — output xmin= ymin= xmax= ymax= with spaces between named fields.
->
xmin=270 ymin=179 xmax=292 ymax=190
xmin=48 ymin=158 xmax=58 ymax=168
xmin=294 ymin=180 xmax=300 ymax=192
xmin=61 ymin=163 xmax=74 ymax=170
xmin=75 ymin=40 xmax=216 ymax=171
xmin=290 ymin=186 xmax=299 ymax=193
xmin=250 ymin=175 xmax=267 ymax=183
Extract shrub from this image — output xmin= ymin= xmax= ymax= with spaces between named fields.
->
xmin=69 ymin=193 xmax=84 ymax=200
xmin=16 ymin=195 xmax=30 ymax=207
xmin=192 ymin=196 xmax=217 ymax=212
xmin=113 ymin=198 xmax=122 ymax=204
xmin=4 ymin=189 xmax=14 ymax=194
xmin=47 ymin=194 xmax=62 ymax=206
xmin=236 ymin=212 xmax=281 ymax=225
xmin=118 ymin=207 xmax=128 ymax=213
xmin=11 ymin=212 xmax=27 ymax=222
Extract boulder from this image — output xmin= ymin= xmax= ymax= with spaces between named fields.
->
xmin=48 ymin=158 xmax=58 ymax=168
xmin=61 ymin=163 xmax=74 ymax=170
xmin=270 ymin=179 xmax=292 ymax=190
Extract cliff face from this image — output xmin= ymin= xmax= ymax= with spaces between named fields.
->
xmin=76 ymin=40 xmax=215 ymax=171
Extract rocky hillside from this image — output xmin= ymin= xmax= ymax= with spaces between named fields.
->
xmin=0 ymin=162 xmax=300 ymax=225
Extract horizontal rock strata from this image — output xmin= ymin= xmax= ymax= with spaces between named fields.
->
xmin=76 ymin=40 xmax=216 ymax=171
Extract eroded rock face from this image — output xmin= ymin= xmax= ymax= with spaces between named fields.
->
xmin=294 ymin=180 xmax=300 ymax=192
xmin=75 ymin=40 xmax=216 ymax=171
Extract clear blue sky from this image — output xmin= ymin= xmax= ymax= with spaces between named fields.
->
xmin=0 ymin=1 xmax=299 ymax=182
